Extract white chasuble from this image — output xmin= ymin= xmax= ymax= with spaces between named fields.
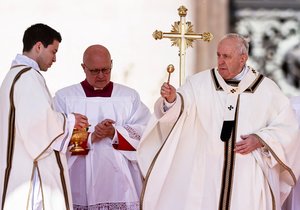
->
xmin=137 ymin=67 xmax=300 ymax=210
xmin=54 ymin=83 xmax=150 ymax=210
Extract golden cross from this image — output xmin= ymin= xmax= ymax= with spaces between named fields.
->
xmin=153 ymin=5 xmax=213 ymax=86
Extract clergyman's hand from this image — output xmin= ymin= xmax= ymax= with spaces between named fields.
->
xmin=73 ymin=113 xmax=89 ymax=129
xmin=91 ymin=119 xmax=116 ymax=143
xmin=161 ymin=82 xmax=176 ymax=103
xmin=234 ymin=134 xmax=263 ymax=155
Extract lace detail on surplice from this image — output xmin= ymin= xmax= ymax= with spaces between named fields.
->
xmin=124 ymin=125 xmax=140 ymax=140
xmin=73 ymin=201 xmax=139 ymax=210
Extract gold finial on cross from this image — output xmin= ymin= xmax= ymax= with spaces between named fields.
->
xmin=153 ymin=5 xmax=213 ymax=86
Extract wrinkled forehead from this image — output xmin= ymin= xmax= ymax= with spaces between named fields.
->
xmin=217 ymin=38 xmax=239 ymax=53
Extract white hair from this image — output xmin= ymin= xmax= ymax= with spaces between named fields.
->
xmin=222 ymin=33 xmax=249 ymax=55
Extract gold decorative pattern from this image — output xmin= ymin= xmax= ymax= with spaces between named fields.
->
xmin=202 ymin=32 xmax=214 ymax=42
xmin=178 ymin=5 xmax=187 ymax=17
xmin=152 ymin=30 xmax=163 ymax=40
xmin=140 ymin=93 xmax=185 ymax=210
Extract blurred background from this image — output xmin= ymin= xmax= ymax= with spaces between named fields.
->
xmin=0 ymin=0 xmax=299 ymax=111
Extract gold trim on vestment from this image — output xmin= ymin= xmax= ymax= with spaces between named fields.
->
xmin=140 ymin=93 xmax=185 ymax=210
xmin=244 ymin=73 xmax=264 ymax=93
xmin=255 ymin=135 xmax=297 ymax=185
xmin=211 ymin=67 xmax=265 ymax=93
xmin=1 ymin=67 xmax=31 ymax=210
xmin=9 ymin=64 xmax=27 ymax=70
xmin=218 ymin=96 xmax=239 ymax=210
xmin=211 ymin=69 xmax=223 ymax=91
xmin=55 ymin=151 xmax=70 ymax=210
xmin=1 ymin=66 xmax=70 ymax=210
xmin=36 ymin=163 xmax=45 ymax=210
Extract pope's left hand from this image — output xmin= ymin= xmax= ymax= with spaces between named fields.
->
xmin=234 ymin=134 xmax=263 ymax=155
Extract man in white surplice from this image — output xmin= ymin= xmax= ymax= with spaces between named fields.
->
xmin=54 ymin=44 xmax=151 ymax=210
xmin=0 ymin=23 xmax=89 ymax=210
xmin=137 ymin=34 xmax=300 ymax=210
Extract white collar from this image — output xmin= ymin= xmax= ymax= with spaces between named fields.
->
xmin=11 ymin=54 xmax=40 ymax=71
xmin=232 ymin=65 xmax=248 ymax=81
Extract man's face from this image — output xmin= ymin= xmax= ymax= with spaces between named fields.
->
xmin=217 ymin=39 xmax=247 ymax=80
xmin=36 ymin=40 xmax=59 ymax=71
xmin=82 ymin=55 xmax=112 ymax=89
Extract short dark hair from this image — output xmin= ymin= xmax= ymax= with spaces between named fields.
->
xmin=22 ymin=23 xmax=62 ymax=52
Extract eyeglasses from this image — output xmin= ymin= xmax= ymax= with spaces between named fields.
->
xmin=82 ymin=62 xmax=112 ymax=76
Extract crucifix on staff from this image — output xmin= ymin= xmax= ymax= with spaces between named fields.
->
xmin=153 ymin=5 xmax=213 ymax=86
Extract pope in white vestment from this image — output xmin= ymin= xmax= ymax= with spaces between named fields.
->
xmin=137 ymin=34 xmax=300 ymax=210
xmin=53 ymin=44 xmax=151 ymax=210
xmin=138 ymin=67 xmax=300 ymax=210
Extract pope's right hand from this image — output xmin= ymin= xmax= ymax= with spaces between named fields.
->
xmin=161 ymin=82 xmax=176 ymax=103
xmin=73 ymin=113 xmax=89 ymax=129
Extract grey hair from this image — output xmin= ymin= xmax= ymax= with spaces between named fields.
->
xmin=222 ymin=33 xmax=249 ymax=55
